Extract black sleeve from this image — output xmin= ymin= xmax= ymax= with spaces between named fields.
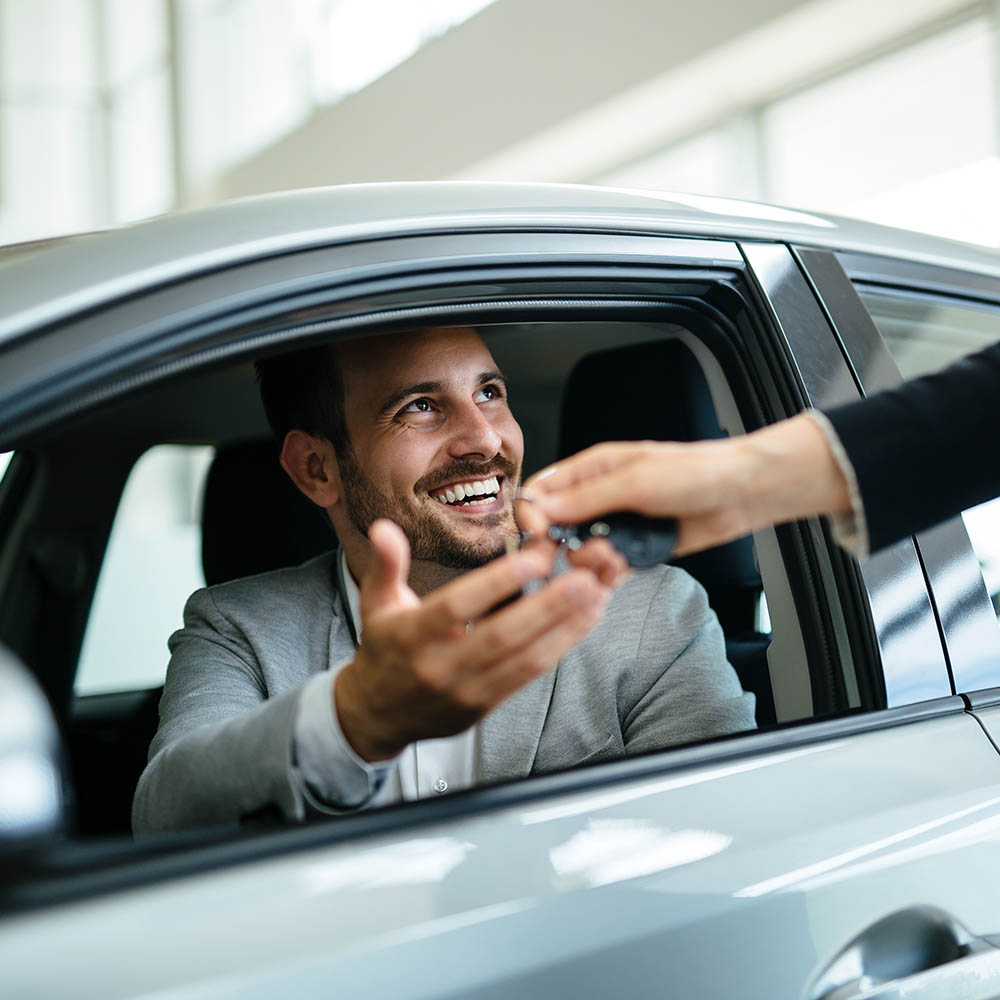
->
xmin=823 ymin=339 xmax=1000 ymax=554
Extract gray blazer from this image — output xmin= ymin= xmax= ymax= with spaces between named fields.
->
xmin=133 ymin=553 xmax=755 ymax=834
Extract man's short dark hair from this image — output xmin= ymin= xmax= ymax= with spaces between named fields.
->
xmin=254 ymin=342 xmax=349 ymax=454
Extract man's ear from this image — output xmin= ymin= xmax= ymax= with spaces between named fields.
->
xmin=280 ymin=430 xmax=342 ymax=509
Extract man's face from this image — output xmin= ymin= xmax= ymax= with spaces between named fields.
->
xmin=335 ymin=327 xmax=524 ymax=569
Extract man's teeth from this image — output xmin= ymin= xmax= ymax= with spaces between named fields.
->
xmin=434 ymin=476 xmax=501 ymax=505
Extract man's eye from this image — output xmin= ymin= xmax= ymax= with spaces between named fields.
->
xmin=476 ymin=384 xmax=504 ymax=402
xmin=401 ymin=398 xmax=434 ymax=413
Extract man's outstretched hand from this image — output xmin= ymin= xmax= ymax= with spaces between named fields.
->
xmin=333 ymin=519 xmax=621 ymax=763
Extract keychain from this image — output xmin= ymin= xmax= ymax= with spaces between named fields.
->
xmin=544 ymin=512 xmax=678 ymax=568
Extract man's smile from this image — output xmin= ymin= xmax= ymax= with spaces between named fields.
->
xmin=429 ymin=475 xmax=504 ymax=512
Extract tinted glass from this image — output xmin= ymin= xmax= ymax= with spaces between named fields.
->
xmin=859 ymin=287 xmax=1000 ymax=617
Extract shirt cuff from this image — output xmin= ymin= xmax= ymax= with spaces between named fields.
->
xmin=292 ymin=665 xmax=396 ymax=812
xmin=804 ymin=409 xmax=870 ymax=558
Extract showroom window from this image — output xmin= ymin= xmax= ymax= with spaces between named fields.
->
xmin=0 ymin=0 xmax=173 ymax=243
xmin=592 ymin=13 xmax=1000 ymax=249
xmin=596 ymin=123 xmax=761 ymax=202
xmin=859 ymin=288 xmax=1000 ymax=617
xmin=176 ymin=0 xmax=497 ymax=187
xmin=762 ymin=15 xmax=997 ymax=245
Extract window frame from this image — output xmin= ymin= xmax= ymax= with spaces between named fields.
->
xmin=746 ymin=242 xmax=952 ymax=707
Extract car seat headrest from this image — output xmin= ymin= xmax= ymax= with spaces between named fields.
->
xmin=201 ymin=439 xmax=336 ymax=587
xmin=559 ymin=339 xmax=761 ymax=593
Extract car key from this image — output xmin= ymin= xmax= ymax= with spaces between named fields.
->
xmin=547 ymin=512 xmax=678 ymax=568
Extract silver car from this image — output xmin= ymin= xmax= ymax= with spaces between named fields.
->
xmin=3 ymin=183 xmax=1000 ymax=999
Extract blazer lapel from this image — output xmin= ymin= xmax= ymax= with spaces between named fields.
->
xmin=479 ymin=667 xmax=557 ymax=783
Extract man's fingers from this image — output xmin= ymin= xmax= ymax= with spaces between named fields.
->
xmin=362 ymin=519 xmax=417 ymax=614
xmin=419 ymin=546 xmax=553 ymax=633
xmin=472 ymin=586 xmax=610 ymax=703
xmin=459 ymin=568 xmax=610 ymax=668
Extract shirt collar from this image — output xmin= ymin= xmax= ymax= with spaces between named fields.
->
xmin=339 ymin=548 xmax=363 ymax=642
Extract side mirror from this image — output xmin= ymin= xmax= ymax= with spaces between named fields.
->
xmin=0 ymin=645 xmax=66 ymax=852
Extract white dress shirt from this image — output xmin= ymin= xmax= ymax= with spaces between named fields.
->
xmin=293 ymin=551 xmax=480 ymax=811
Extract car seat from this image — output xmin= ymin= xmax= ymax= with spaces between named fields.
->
xmin=558 ymin=338 xmax=775 ymax=726
xmin=201 ymin=439 xmax=337 ymax=586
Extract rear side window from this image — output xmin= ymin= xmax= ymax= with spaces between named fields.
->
xmin=74 ymin=445 xmax=214 ymax=696
xmin=858 ymin=288 xmax=1000 ymax=616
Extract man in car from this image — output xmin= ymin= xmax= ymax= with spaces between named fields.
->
xmin=133 ymin=326 xmax=755 ymax=834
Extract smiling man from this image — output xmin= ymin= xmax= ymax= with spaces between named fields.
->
xmin=133 ymin=327 xmax=755 ymax=834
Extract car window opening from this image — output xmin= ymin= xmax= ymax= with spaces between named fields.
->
xmin=5 ymin=305 xmax=868 ymax=851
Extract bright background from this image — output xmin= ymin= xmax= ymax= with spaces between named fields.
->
xmin=2 ymin=0 xmax=999 ymax=246
xmin=4 ymin=0 xmax=1000 ymax=691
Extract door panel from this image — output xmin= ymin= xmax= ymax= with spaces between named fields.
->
xmin=5 ymin=712 xmax=1000 ymax=998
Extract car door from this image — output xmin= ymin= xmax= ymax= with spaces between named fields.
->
xmin=3 ymin=221 xmax=1000 ymax=1000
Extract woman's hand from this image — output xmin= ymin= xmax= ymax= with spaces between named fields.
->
xmin=517 ymin=415 xmax=851 ymax=557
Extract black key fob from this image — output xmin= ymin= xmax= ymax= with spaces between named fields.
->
xmin=548 ymin=512 xmax=678 ymax=568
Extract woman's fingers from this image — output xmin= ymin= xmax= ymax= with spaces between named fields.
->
xmin=566 ymin=538 xmax=629 ymax=586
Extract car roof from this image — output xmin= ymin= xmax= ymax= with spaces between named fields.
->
xmin=1 ymin=181 xmax=998 ymax=347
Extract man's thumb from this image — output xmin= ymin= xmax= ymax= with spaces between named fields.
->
xmin=362 ymin=519 xmax=414 ymax=612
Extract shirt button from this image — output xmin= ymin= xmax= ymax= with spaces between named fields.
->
xmin=433 ymin=777 xmax=448 ymax=794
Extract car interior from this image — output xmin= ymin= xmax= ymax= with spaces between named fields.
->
xmin=0 ymin=312 xmax=867 ymax=846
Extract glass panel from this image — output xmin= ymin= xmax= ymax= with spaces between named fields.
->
xmin=177 ymin=0 xmax=497 ymax=184
xmin=75 ymin=445 xmax=214 ymax=696
xmin=0 ymin=452 xmax=12 ymax=481
xmin=109 ymin=68 xmax=174 ymax=222
xmin=858 ymin=289 xmax=1000 ymax=380
xmin=178 ymin=0 xmax=310 ymax=182
xmin=860 ymin=288 xmax=1000 ymax=618
xmin=1 ymin=0 xmax=96 ymax=91
xmin=0 ymin=104 xmax=103 ymax=242
xmin=105 ymin=0 xmax=167 ymax=88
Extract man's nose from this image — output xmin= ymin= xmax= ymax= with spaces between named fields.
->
xmin=447 ymin=401 xmax=503 ymax=460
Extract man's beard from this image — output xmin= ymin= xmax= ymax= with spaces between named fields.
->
xmin=337 ymin=448 xmax=520 ymax=569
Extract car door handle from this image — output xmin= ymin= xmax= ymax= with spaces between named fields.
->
xmin=808 ymin=905 xmax=1000 ymax=1000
